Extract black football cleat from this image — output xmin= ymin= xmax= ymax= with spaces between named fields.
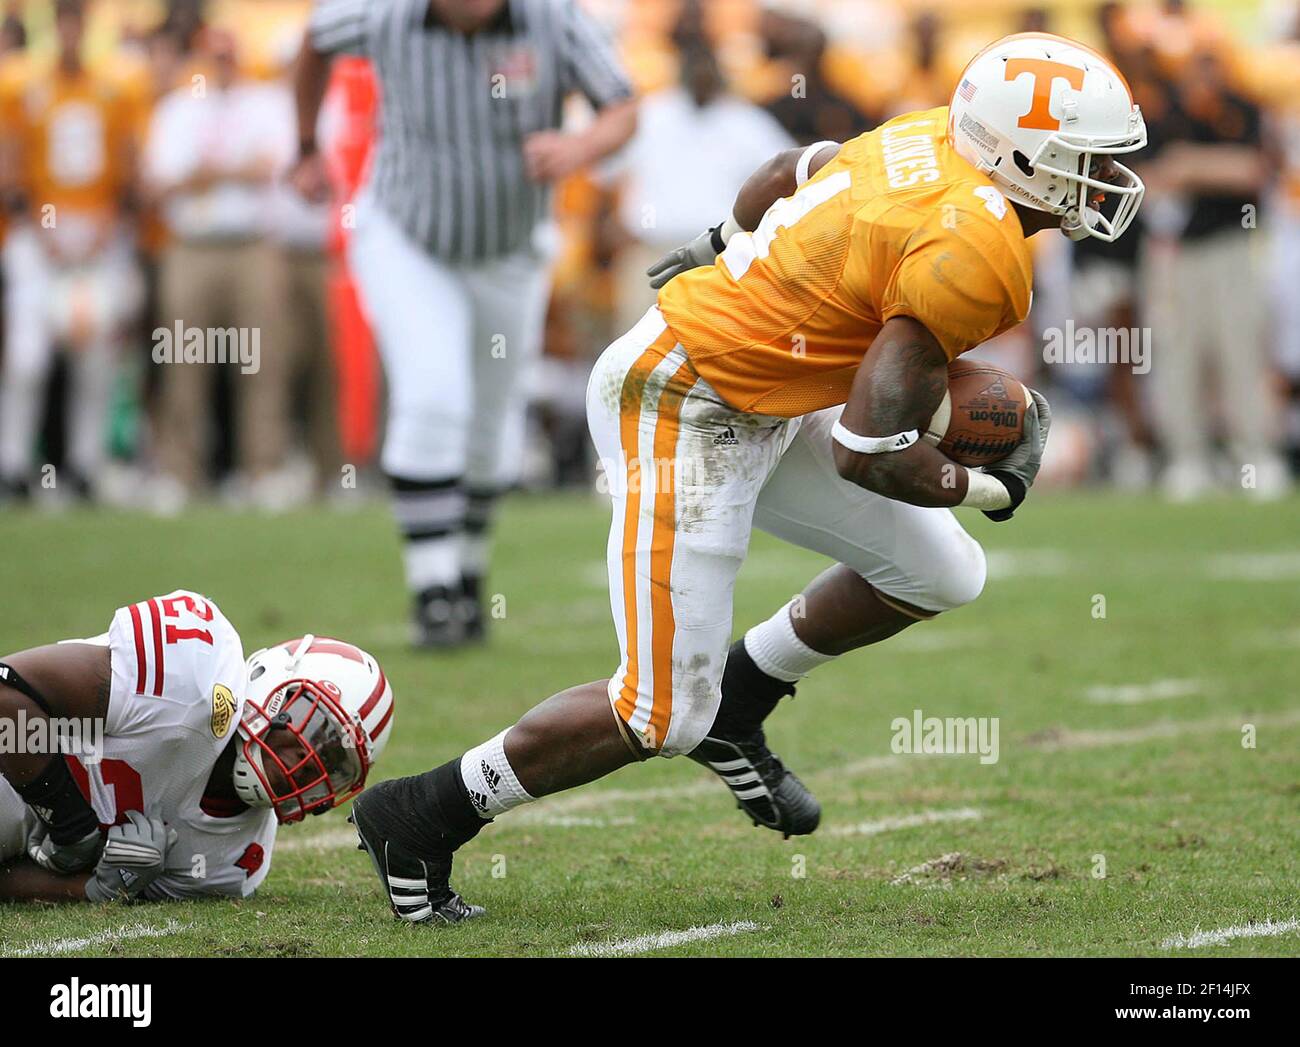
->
xmin=460 ymin=573 xmax=487 ymax=644
xmin=411 ymin=585 xmax=481 ymax=651
xmin=689 ymin=729 xmax=821 ymax=837
xmin=349 ymin=791 xmax=484 ymax=925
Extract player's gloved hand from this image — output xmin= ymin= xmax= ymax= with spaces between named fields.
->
xmin=983 ymin=389 xmax=1052 ymax=522
xmin=25 ymin=808 xmax=104 ymax=874
xmin=84 ymin=811 xmax=177 ymax=903
xmin=646 ymin=226 xmax=725 ymax=289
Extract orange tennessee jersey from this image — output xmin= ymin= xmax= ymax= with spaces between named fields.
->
xmin=0 ymin=58 xmax=142 ymax=220
xmin=657 ymin=107 xmax=1034 ymax=417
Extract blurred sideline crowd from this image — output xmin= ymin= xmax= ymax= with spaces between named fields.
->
xmin=0 ymin=0 xmax=1297 ymax=512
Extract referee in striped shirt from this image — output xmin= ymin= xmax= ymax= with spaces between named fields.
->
xmin=293 ymin=0 xmax=635 ymax=648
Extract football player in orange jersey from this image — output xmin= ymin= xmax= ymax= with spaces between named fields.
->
xmin=0 ymin=0 xmax=145 ymax=502
xmin=347 ymin=33 xmax=1147 ymax=924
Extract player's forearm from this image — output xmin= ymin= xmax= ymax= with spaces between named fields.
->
xmin=0 ymin=858 xmax=92 ymax=903
xmin=835 ymin=441 xmax=969 ymax=507
xmin=832 ymin=317 xmax=973 ymax=507
xmin=293 ymin=38 xmax=333 ymax=156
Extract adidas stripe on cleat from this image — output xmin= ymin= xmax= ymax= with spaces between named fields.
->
xmin=688 ymin=731 xmax=820 ymax=837
xmin=348 ymin=803 xmax=484 ymax=925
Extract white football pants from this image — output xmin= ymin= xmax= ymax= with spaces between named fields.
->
xmin=588 ymin=307 xmax=988 ymax=757
xmin=348 ymin=195 xmax=551 ymax=486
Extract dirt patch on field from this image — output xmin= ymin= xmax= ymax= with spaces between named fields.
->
xmin=889 ymin=852 xmax=1009 ymax=887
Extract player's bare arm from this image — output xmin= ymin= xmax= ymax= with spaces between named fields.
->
xmin=833 ymin=322 xmax=1052 ymax=518
xmin=832 ymin=318 xmax=969 ymax=507
xmin=0 ymin=643 xmax=110 ymax=900
xmin=647 ymin=141 xmax=840 ymax=287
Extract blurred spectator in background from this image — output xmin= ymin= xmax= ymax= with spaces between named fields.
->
xmin=263 ymin=41 xmax=342 ymax=501
xmin=0 ymin=4 xmax=25 ymax=57
xmin=1063 ymin=3 xmax=1167 ymax=488
xmin=143 ymin=27 xmax=288 ymax=513
xmin=614 ymin=28 xmax=791 ymax=334
xmin=1141 ymin=45 xmax=1289 ymax=500
xmin=1018 ymin=7 xmax=1051 ymax=34
xmin=759 ymin=7 xmax=873 ymax=145
xmin=877 ymin=10 xmax=953 ymax=119
xmin=0 ymin=0 xmax=143 ymax=503
xmin=1267 ymin=3 xmax=1300 ymax=470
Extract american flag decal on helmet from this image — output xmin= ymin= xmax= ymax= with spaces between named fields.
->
xmin=958 ymin=78 xmax=978 ymax=102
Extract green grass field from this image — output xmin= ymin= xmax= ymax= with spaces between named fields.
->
xmin=2 ymin=491 xmax=1298 ymax=957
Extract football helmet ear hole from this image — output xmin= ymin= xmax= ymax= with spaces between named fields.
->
xmin=1013 ymin=151 xmax=1035 ymax=177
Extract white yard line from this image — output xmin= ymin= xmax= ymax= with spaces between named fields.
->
xmin=1160 ymin=916 xmax=1300 ymax=951
xmin=1083 ymin=679 xmax=1204 ymax=704
xmin=1205 ymin=552 xmax=1300 ymax=581
xmin=277 ymin=711 xmax=1300 ymax=850
xmin=567 ymin=919 xmax=761 ymax=957
xmin=277 ymin=827 xmax=359 ymax=853
xmin=983 ymin=549 xmax=1074 ymax=579
xmin=888 ymin=630 xmax=985 ymax=653
xmin=1026 ymin=708 xmax=1300 ymax=752
xmin=828 ymin=807 xmax=982 ymax=838
xmin=2 ymin=918 xmax=191 ymax=958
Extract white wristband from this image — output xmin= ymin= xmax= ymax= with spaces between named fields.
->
xmin=796 ymin=140 xmax=838 ymax=186
xmin=831 ymin=421 xmax=918 ymax=454
xmin=960 ymin=470 xmax=1012 ymax=510
xmin=719 ymin=214 xmax=742 ymax=245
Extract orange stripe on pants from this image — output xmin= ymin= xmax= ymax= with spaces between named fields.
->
xmin=614 ymin=333 xmax=694 ymax=751
xmin=645 ymin=359 xmax=696 ymax=750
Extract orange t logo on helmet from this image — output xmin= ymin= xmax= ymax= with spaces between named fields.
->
xmin=1004 ymin=58 xmax=1085 ymax=130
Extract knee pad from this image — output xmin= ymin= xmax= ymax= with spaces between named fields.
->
xmin=919 ymin=534 xmax=987 ymax=612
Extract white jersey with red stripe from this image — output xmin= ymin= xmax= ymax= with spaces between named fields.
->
xmin=72 ymin=590 xmax=275 ymax=897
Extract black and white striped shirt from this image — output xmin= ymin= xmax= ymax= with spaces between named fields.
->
xmin=310 ymin=0 xmax=632 ymax=263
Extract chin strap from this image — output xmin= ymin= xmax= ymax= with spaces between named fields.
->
xmin=1061 ymin=206 xmax=1091 ymax=241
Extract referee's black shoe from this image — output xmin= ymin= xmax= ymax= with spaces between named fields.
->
xmin=412 ymin=583 xmax=483 ymax=650
xmin=350 ymin=788 xmax=484 ymax=925
xmin=687 ymin=640 xmax=821 ymax=837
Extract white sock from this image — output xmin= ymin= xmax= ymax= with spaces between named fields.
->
xmin=459 ymin=729 xmax=535 ymax=819
xmin=405 ymin=536 xmax=462 ymax=592
xmin=744 ymin=600 xmax=835 ymax=683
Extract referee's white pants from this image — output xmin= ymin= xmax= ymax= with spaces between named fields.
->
xmin=588 ymin=308 xmax=987 ymax=757
xmin=349 ymin=196 xmax=551 ymax=486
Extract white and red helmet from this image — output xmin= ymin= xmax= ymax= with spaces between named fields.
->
xmin=233 ymin=636 xmax=394 ymax=824
xmin=949 ymin=32 xmax=1147 ymax=242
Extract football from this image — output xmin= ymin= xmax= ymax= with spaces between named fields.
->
xmin=923 ymin=359 xmax=1030 ymax=467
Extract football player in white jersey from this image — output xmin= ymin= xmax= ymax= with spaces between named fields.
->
xmin=0 ymin=591 xmax=394 ymax=902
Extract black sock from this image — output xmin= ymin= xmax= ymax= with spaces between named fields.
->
xmin=365 ymin=758 xmax=487 ymax=855
xmin=711 ymin=639 xmax=797 ymax=737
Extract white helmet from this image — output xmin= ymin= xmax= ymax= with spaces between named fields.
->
xmin=232 ymin=636 xmax=394 ymax=824
xmin=949 ymin=32 xmax=1146 ymax=242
